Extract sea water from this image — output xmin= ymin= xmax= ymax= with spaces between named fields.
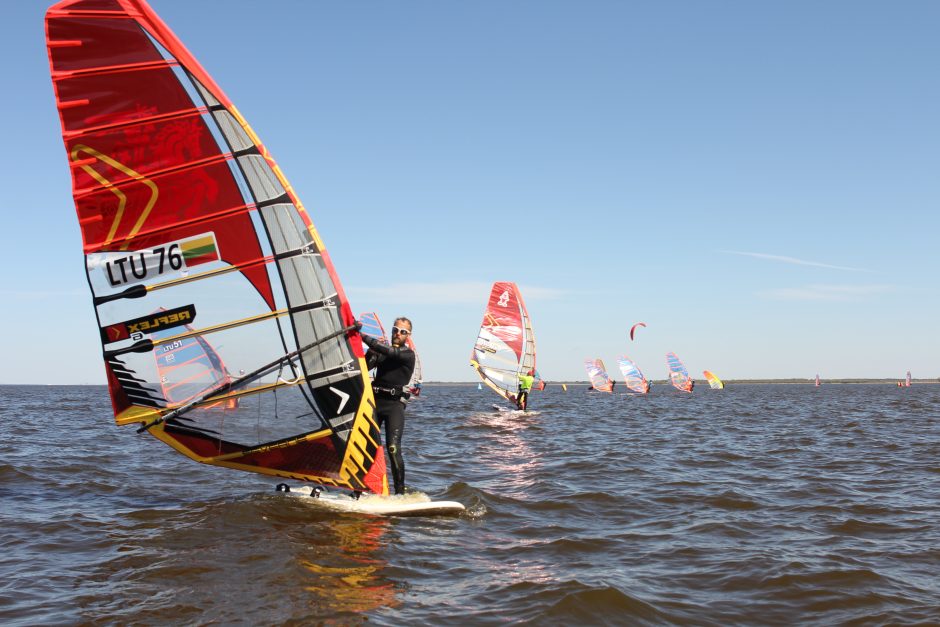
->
xmin=1 ymin=383 xmax=938 ymax=624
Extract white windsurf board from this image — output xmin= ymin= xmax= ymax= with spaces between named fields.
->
xmin=491 ymin=404 xmax=538 ymax=415
xmin=284 ymin=485 xmax=465 ymax=517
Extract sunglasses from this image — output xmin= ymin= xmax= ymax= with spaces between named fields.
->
xmin=391 ymin=326 xmax=411 ymax=336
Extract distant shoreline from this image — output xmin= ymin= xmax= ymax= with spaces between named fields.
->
xmin=1 ymin=379 xmax=935 ymax=387
xmin=426 ymin=379 xmax=939 ymax=386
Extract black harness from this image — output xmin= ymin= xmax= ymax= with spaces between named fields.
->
xmin=373 ymin=384 xmax=411 ymax=400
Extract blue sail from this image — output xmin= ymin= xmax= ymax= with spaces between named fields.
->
xmin=617 ymin=356 xmax=649 ymax=394
xmin=666 ymin=352 xmax=692 ymax=393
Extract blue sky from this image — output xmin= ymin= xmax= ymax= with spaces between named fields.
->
xmin=2 ymin=0 xmax=938 ymax=384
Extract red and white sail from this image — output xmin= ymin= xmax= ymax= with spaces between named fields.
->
xmin=470 ymin=282 xmax=537 ymax=404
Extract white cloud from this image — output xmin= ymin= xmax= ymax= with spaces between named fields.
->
xmin=347 ymin=281 xmax=566 ymax=305
xmin=758 ymin=284 xmax=894 ymax=301
xmin=721 ymin=250 xmax=868 ymax=272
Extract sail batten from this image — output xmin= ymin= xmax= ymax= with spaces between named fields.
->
xmin=104 ymin=309 xmax=293 ymax=353
xmin=51 ymin=58 xmax=180 ymax=82
xmin=81 ymin=201 xmax=259 ymax=254
xmin=71 ymin=152 xmax=234 ymax=202
xmin=61 ymin=108 xmax=205 ymax=143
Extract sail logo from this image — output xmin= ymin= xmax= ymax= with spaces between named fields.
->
xmin=92 ymin=232 xmax=220 ymax=288
xmin=162 ymin=340 xmax=183 ymax=353
xmin=497 ymin=290 xmax=510 ymax=307
xmin=475 ymin=339 xmax=497 ymax=354
xmin=70 ymin=144 xmax=158 ymax=250
xmin=330 ymin=387 xmax=350 ymax=414
xmin=100 ymin=304 xmax=196 ymax=343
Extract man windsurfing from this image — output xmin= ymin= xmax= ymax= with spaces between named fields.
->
xmin=359 ymin=317 xmax=416 ymax=495
xmin=517 ymin=369 xmax=535 ymax=410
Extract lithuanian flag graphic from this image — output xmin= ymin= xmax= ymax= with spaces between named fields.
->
xmin=181 ymin=234 xmax=219 ymax=267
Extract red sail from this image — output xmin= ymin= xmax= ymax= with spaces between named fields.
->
xmin=46 ymin=0 xmax=386 ymax=495
xmin=484 ymin=282 xmax=525 ymax=360
xmin=470 ymin=282 xmax=537 ymax=404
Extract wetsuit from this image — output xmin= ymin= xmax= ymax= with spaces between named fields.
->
xmin=362 ymin=334 xmax=416 ymax=495
xmin=517 ymin=373 xmax=534 ymax=410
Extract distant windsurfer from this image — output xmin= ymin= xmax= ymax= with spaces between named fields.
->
xmin=359 ymin=317 xmax=416 ymax=496
xmin=517 ymin=370 xmax=535 ymax=410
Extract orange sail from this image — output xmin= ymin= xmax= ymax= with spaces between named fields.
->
xmin=702 ymin=370 xmax=724 ymax=390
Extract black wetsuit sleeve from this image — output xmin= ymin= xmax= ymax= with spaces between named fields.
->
xmin=361 ymin=334 xmax=416 ymax=389
xmin=362 ymin=334 xmax=412 ymax=361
